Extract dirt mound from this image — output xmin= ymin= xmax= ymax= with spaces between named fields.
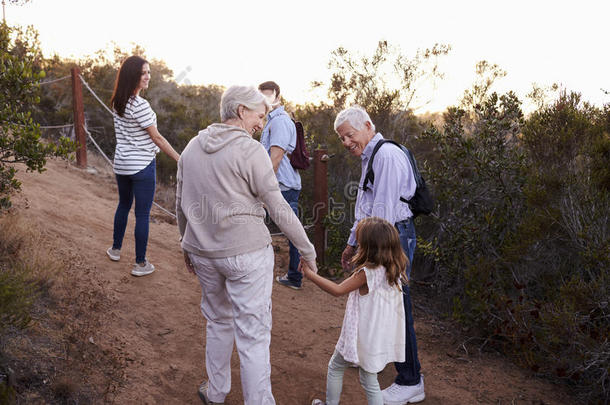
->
xmin=8 ymin=158 xmax=576 ymax=404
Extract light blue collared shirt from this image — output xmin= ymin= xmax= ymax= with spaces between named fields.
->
xmin=260 ymin=106 xmax=301 ymax=191
xmin=347 ymin=133 xmax=416 ymax=246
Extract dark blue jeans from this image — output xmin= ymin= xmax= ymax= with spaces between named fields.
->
xmin=394 ymin=218 xmax=422 ymax=386
xmin=281 ymin=189 xmax=302 ymax=285
xmin=112 ymin=159 xmax=156 ymax=263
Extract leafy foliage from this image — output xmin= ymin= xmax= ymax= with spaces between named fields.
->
xmin=420 ymin=89 xmax=609 ymax=403
xmin=324 ymin=40 xmax=450 ymax=138
xmin=0 ymin=23 xmax=74 ymax=208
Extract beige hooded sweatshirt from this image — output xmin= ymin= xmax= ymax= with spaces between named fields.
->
xmin=176 ymin=123 xmax=316 ymax=262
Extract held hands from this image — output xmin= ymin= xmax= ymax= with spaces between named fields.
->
xmin=341 ymin=245 xmax=356 ymax=271
xmin=184 ymin=251 xmax=195 ymax=274
xmin=298 ymin=258 xmax=318 ymax=279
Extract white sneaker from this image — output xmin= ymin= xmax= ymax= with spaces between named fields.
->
xmin=198 ymin=380 xmax=224 ymax=404
xmin=382 ymin=375 xmax=425 ymax=404
xmin=311 ymin=400 xmax=325 ymax=405
xmin=131 ymin=260 xmax=155 ymax=277
xmin=106 ymin=247 xmax=121 ymax=261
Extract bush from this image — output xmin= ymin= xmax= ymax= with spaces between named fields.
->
xmin=0 ymin=23 xmax=74 ymax=209
xmin=420 ymin=91 xmax=609 ymax=403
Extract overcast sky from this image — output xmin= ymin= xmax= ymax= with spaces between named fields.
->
xmin=7 ymin=0 xmax=609 ymax=113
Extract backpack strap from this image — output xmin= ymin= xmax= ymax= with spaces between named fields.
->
xmin=362 ymin=139 xmax=399 ymax=191
xmin=362 ymin=139 xmax=422 ymax=203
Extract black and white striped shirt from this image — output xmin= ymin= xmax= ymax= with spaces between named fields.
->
xmin=113 ymin=95 xmax=159 ymax=175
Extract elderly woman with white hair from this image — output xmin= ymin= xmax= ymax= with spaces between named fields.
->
xmin=176 ymin=85 xmax=317 ymax=405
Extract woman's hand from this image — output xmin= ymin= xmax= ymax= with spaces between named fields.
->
xmin=184 ymin=251 xmax=195 ymax=274
xmin=298 ymin=259 xmax=318 ymax=279
xmin=146 ymin=126 xmax=180 ymax=162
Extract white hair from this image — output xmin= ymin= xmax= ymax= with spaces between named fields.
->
xmin=220 ymin=85 xmax=270 ymax=122
xmin=334 ymin=105 xmax=376 ymax=132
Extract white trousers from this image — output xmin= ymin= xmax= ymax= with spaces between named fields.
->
xmin=190 ymin=244 xmax=275 ymax=405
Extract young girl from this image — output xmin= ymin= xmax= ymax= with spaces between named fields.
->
xmin=301 ymin=216 xmax=408 ymax=405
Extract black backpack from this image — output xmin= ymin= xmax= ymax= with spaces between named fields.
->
xmin=289 ymin=120 xmax=310 ymax=170
xmin=362 ymin=139 xmax=434 ymax=217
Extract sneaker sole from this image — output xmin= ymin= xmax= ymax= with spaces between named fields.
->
xmin=198 ymin=384 xmax=223 ymax=405
xmin=408 ymin=393 xmax=425 ymax=403
xmin=131 ymin=268 xmax=155 ymax=277
xmin=106 ymin=251 xmax=120 ymax=261
xmin=384 ymin=393 xmax=426 ymax=405
xmin=275 ymin=276 xmax=301 ymax=290
xmin=197 ymin=389 xmax=210 ymax=404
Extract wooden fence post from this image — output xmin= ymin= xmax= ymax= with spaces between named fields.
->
xmin=71 ymin=67 xmax=87 ymax=168
xmin=313 ymin=149 xmax=329 ymax=266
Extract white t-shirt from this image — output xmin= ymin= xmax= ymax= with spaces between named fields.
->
xmin=335 ymin=265 xmax=406 ymax=373
xmin=113 ymin=95 xmax=159 ymax=175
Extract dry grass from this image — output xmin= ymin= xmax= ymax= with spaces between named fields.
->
xmin=0 ymin=213 xmax=124 ymax=404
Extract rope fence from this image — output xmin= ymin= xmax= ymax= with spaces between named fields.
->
xmin=33 ymin=71 xmax=177 ymax=219
xmin=40 ymin=124 xmax=74 ymax=129
xmin=39 ymin=75 xmax=71 ymax=85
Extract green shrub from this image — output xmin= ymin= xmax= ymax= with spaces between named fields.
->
xmin=420 ymin=91 xmax=609 ymax=402
xmin=0 ymin=23 xmax=75 ymax=209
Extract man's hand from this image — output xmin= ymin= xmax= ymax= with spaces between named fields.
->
xmin=184 ymin=251 xmax=195 ymax=274
xmin=341 ymin=245 xmax=356 ymax=271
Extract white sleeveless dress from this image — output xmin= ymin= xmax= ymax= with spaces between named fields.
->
xmin=335 ymin=265 xmax=406 ymax=373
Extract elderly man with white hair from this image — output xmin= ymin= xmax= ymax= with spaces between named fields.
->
xmin=334 ymin=106 xmax=425 ymax=404
xmin=176 ymin=85 xmax=317 ymax=405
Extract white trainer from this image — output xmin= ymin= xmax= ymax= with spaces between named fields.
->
xmin=131 ymin=260 xmax=155 ymax=277
xmin=106 ymin=247 xmax=121 ymax=261
xmin=382 ymin=375 xmax=425 ymax=404
xmin=311 ymin=400 xmax=325 ymax=405
xmin=198 ymin=380 xmax=224 ymax=404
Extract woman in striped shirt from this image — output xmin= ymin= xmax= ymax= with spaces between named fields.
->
xmin=106 ymin=55 xmax=180 ymax=277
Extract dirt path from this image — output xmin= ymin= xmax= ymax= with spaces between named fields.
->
xmin=13 ymin=159 xmax=576 ymax=404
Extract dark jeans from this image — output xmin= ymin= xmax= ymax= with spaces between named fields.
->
xmin=112 ymin=159 xmax=156 ymax=263
xmin=280 ymin=189 xmax=302 ymax=285
xmin=394 ymin=218 xmax=422 ymax=386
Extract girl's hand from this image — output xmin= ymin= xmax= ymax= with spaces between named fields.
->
xmin=298 ymin=259 xmax=317 ymax=278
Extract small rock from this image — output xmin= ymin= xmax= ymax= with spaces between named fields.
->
xmin=170 ymin=364 xmax=178 ymax=371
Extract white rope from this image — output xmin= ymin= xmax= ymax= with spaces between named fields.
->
xmin=78 ymin=74 xmax=117 ymax=118
xmin=152 ymin=200 xmax=178 ymax=218
xmin=39 ymin=75 xmax=71 ymax=85
xmin=40 ymin=124 xmax=74 ymax=129
xmin=83 ymin=126 xmax=113 ymax=167
xmin=82 ymin=124 xmax=177 ymax=219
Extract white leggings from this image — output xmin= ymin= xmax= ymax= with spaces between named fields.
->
xmin=325 ymin=350 xmax=383 ymax=405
